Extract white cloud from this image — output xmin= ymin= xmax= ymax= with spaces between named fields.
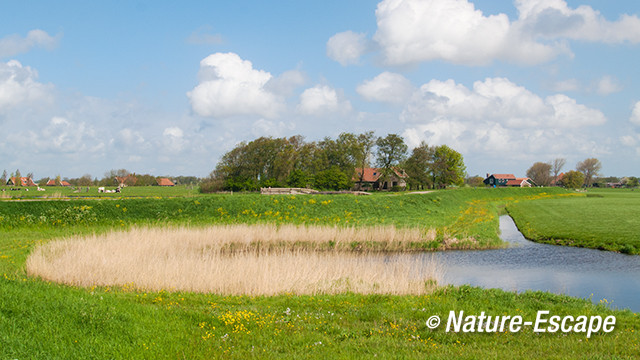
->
xmin=326 ymin=31 xmax=370 ymax=65
xmin=372 ymin=0 xmax=563 ymax=66
xmin=594 ymin=76 xmax=622 ymax=95
xmin=187 ymin=52 xmax=284 ymax=118
xmin=162 ymin=127 xmax=185 ymax=152
xmin=0 ymin=60 xmax=54 ymax=113
xmin=18 ymin=116 xmax=105 ymax=153
xmin=251 ymin=119 xmax=295 ymax=137
xmin=631 ymin=101 xmax=640 ymax=125
xmin=265 ymin=69 xmax=307 ymax=96
xmin=515 ymin=0 xmax=640 ymax=43
xmin=335 ymin=0 xmax=640 ymax=67
xmin=401 ymin=77 xmax=608 ymax=163
xmin=357 ymin=72 xmax=414 ymax=105
xmin=401 ymin=77 xmax=605 ymax=128
xmin=0 ymin=29 xmax=60 ymax=58
xmin=297 ymin=85 xmax=352 ymax=116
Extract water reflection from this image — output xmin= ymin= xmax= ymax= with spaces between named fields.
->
xmin=426 ymin=216 xmax=640 ymax=312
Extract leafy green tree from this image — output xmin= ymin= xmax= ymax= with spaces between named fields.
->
xmin=14 ymin=169 xmax=22 ymax=186
xmin=562 ymin=170 xmax=585 ymax=189
xmin=431 ymin=145 xmax=466 ymax=188
xmin=403 ymin=141 xmax=434 ymax=190
xmin=526 ymin=162 xmax=552 ymax=186
xmin=286 ymin=169 xmax=311 ymax=188
xmin=376 ymin=134 xmax=408 ymax=185
xmin=466 ymin=176 xmax=485 ymax=187
xmin=625 ymin=177 xmax=639 ymax=188
xmin=0 ymin=170 xmax=7 ymax=184
xmin=576 ymin=158 xmax=601 ymax=187
xmin=313 ymin=166 xmax=352 ymax=190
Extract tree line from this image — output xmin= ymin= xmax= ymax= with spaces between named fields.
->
xmin=526 ymin=158 xmax=638 ymax=188
xmin=201 ymin=132 xmax=467 ymax=192
xmin=0 ymin=168 xmax=198 ymax=187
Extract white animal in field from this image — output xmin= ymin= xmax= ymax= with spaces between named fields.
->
xmin=98 ymin=187 xmax=105 ymax=193
xmin=37 ymin=187 xmax=45 ymax=191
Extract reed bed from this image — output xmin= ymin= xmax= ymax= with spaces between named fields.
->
xmin=26 ymin=225 xmax=441 ymax=295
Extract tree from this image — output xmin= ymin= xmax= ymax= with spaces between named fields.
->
xmin=403 ymin=142 xmax=434 ymax=190
xmin=562 ymin=170 xmax=585 ymax=189
xmin=466 ymin=175 xmax=485 ymax=187
xmin=526 ymin=162 xmax=552 ymax=186
xmin=626 ymin=177 xmax=639 ymax=188
xmin=376 ymin=134 xmax=408 ymax=185
xmin=14 ymin=169 xmax=21 ymax=186
xmin=353 ymin=131 xmax=376 ymax=190
xmin=551 ymin=158 xmax=566 ymax=185
xmin=313 ymin=166 xmax=352 ymax=190
xmin=576 ymin=158 xmax=602 ymax=187
xmin=431 ymin=145 xmax=466 ymax=188
xmin=0 ymin=170 xmax=6 ymax=184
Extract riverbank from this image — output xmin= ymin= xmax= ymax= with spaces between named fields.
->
xmin=507 ymin=188 xmax=640 ymax=254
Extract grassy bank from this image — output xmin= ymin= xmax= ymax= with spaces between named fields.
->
xmin=507 ymin=188 xmax=640 ymax=254
xmin=5 ymin=187 xmax=639 ymax=358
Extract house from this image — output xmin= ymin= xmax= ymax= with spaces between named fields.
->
xmin=156 ymin=177 xmax=175 ymax=186
xmin=484 ymin=174 xmax=536 ymax=187
xmin=550 ymin=173 xmax=564 ymax=187
xmin=7 ymin=177 xmax=37 ymax=187
xmin=45 ymin=179 xmax=71 ymax=186
xmin=115 ymin=175 xmax=137 ymax=187
xmin=353 ymin=167 xmax=408 ymax=191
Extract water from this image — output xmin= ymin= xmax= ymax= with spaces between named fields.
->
xmin=426 ymin=215 xmax=640 ymax=312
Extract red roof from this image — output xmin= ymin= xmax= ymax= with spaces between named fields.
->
xmin=353 ymin=168 xmax=408 ymax=182
xmin=490 ymin=174 xmax=516 ymax=180
xmin=8 ymin=177 xmax=36 ymax=186
xmin=506 ymin=178 xmax=532 ymax=186
xmin=60 ymin=181 xmax=71 ymax=186
xmin=156 ymin=178 xmax=175 ymax=186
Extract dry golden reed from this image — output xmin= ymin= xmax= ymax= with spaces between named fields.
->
xmin=26 ymin=225 xmax=441 ymax=295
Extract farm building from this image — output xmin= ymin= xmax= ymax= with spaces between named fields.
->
xmin=45 ymin=179 xmax=71 ymax=186
xmin=6 ymin=177 xmax=37 ymax=187
xmin=156 ymin=178 xmax=175 ymax=186
xmin=483 ymin=174 xmax=536 ymax=187
xmin=550 ymin=173 xmax=564 ymax=187
xmin=353 ymin=167 xmax=408 ymax=191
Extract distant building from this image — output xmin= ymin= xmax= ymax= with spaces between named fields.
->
xmin=483 ymin=174 xmax=536 ymax=187
xmin=45 ymin=179 xmax=71 ymax=186
xmin=353 ymin=167 xmax=408 ymax=191
xmin=156 ymin=177 xmax=175 ymax=186
xmin=7 ymin=177 xmax=37 ymax=187
xmin=550 ymin=173 xmax=564 ymax=187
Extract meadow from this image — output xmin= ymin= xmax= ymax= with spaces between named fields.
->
xmin=507 ymin=188 xmax=640 ymax=254
xmin=1 ymin=187 xmax=639 ymax=358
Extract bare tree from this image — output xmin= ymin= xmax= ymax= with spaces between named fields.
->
xmin=526 ymin=162 xmax=552 ymax=186
xmin=551 ymin=158 xmax=566 ymax=185
xmin=576 ymin=158 xmax=602 ymax=187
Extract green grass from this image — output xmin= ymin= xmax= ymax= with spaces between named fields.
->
xmin=507 ymin=188 xmax=640 ymax=254
xmin=2 ymin=187 xmax=639 ymax=358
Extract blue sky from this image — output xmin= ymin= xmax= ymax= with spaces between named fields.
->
xmin=1 ymin=0 xmax=639 ymax=179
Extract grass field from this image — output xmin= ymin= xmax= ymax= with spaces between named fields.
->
xmin=507 ymin=188 xmax=640 ymax=254
xmin=2 ymin=187 xmax=639 ymax=358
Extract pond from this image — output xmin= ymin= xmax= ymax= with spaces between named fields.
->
xmin=428 ymin=215 xmax=640 ymax=312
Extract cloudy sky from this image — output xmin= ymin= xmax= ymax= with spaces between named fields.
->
xmin=1 ymin=0 xmax=639 ymax=179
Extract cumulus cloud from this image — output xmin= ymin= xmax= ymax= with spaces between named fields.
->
xmin=0 ymin=60 xmax=54 ymax=113
xmin=187 ymin=52 xmax=284 ymax=118
xmin=357 ymin=72 xmax=414 ymax=105
xmin=331 ymin=0 xmax=640 ymax=66
xmin=265 ymin=69 xmax=307 ymax=96
xmin=297 ymin=85 xmax=352 ymax=116
xmin=17 ymin=116 xmax=105 ymax=153
xmin=552 ymin=79 xmax=580 ymax=92
xmin=401 ymin=77 xmax=605 ymax=128
xmin=594 ymin=76 xmax=622 ymax=95
xmin=0 ymin=29 xmax=60 ymax=58
xmin=515 ymin=0 xmax=640 ymax=43
xmin=631 ymin=101 xmax=640 ymax=125
xmin=401 ymin=77 xmax=608 ymax=160
xmin=326 ymin=31 xmax=371 ymax=65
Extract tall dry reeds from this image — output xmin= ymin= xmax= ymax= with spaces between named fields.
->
xmin=27 ymin=225 xmax=441 ymax=295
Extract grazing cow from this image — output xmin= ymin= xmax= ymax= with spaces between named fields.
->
xmin=98 ymin=187 xmax=105 ymax=193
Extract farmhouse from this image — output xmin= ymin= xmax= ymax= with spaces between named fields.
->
xmin=156 ymin=177 xmax=175 ymax=186
xmin=115 ymin=175 xmax=137 ymax=187
xmin=45 ymin=179 xmax=71 ymax=186
xmin=353 ymin=167 xmax=408 ymax=191
xmin=483 ymin=174 xmax=536 ymax=187
xmin=550 ymin=173 xmax=564 ymax=187
xmin=6 ymin=177 xmax=37 ymax=187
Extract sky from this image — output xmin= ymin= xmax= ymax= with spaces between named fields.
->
xmin=1 ymin=0 xmax=640 ymax=180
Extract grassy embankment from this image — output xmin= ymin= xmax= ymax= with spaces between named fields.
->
xmin=1 ymin=187 xmax=639 ymax=358
xmin=507 ymin=188 xmax=640 ymax=254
